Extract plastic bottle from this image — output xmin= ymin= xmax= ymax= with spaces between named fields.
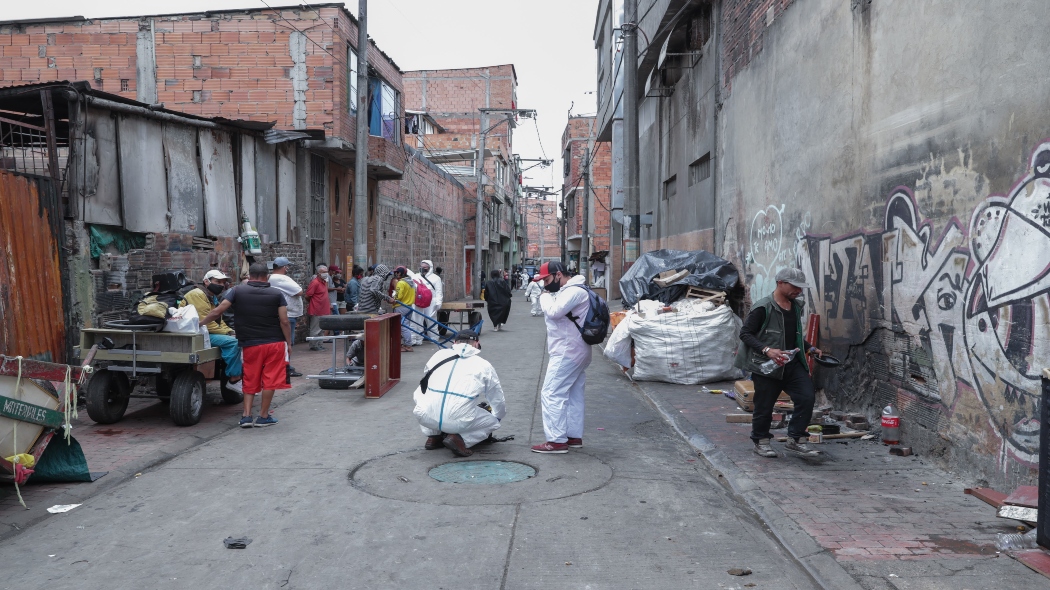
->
xmin=758 ymin=349 xmax=799 ymax=374
xmin=996 ymin=529 xmax=1037 ymax=551
xmin=881 ymin=403 xmax=901 ymax=445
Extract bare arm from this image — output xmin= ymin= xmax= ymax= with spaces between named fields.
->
xmin=279 ymin=306 xmax=291 ymax=346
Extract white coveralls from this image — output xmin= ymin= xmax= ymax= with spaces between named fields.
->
xmin=413 ymin=343 xmax=507 ymax=447
xmin=421 ymin=260 xmax=444 ymax=341
xmin=524 ymin=281 xmax=544 ymax=316
xmin=538 ymin=275 xmax=592 ymax=443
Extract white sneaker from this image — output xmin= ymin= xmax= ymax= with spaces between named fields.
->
xmin=226 ymin=379 xmax=243 ymax=394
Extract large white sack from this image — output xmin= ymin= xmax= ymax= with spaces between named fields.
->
xmin=630 ymin=304 xmax=744 ymax=385
xmin=603 ymin=313 xmax=634 ymax=368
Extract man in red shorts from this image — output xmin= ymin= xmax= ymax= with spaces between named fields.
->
xmin=200 ymin=262 xmax=291 ymax=427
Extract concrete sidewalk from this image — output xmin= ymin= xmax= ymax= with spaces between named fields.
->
xmin=629 ymin=371 xmax=1046 ymax=589
xmin=0 ymin=341 xmax=342 ymax=538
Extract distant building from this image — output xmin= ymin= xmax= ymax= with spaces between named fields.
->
xmin=560 ymin=116 xmax=611 ymax=283
xmin=403 ymin=65 xmax=523 ymax=290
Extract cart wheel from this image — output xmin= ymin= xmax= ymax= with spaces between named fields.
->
xmin=217 ymin=361 xmax=243 ymax=405
xmin=169 ymin=370 xmax=206 ymax=426
xmin=318 ymin=379 xmax=353 ymax=390
xmin=85 ymin=370 xmax=130 ymax=424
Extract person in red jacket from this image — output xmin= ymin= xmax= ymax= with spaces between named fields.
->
xmin=305 ymin=264 xmax=331 ymax=350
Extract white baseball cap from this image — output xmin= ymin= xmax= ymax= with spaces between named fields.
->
xmin=203 ymin=269 xmax=230 ymax=281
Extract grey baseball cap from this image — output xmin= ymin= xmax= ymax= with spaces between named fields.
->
xmin=273 ymin=256 xmax=291 ymax=268
xmin=775 ymin=267 xmax=810 ymax=289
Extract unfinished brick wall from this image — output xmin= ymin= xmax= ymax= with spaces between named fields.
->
xmin=403 ymin=66 xmax=518 ymax=249
xmin=0 ymin=5 xmax=403 ymax=144
xmin=559 ymin=117 xmax=611 ymax=253
xmin=374 ymin=147 xmax=467 ymax=301
xmin=721 ymin=0 xmax=796 ymax=92
xmin=522 ymin=197 xmax=561 ymax=260
xmin=590 ymin=141 xmax=613 ymax=253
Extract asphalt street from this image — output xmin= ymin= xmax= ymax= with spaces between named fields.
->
xmin=0 ymin=298 xmax=817 ymax=589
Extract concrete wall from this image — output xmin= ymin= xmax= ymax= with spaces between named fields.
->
xmin=718 ymin=0 xmax=1050 ymax=487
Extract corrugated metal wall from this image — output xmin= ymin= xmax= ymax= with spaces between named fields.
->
xmin=0 ymin=171 xmax=66 ymax=362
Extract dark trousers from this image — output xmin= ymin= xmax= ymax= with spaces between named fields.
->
xmin=750 ymin=359 xmax=815 ymax=442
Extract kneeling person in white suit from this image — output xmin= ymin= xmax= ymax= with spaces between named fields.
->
xmin=413 ymin=330 xmax=506 ymax=457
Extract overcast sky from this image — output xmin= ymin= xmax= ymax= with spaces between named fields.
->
xmin=5 ymin=0 xmax=598 ymax=191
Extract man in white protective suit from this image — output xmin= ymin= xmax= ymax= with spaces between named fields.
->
xmin=524 ymin=275 xmax=544 ymax=316
xmin=531 ymin=261 xmax=592 ymax=454
xmin=413 ymin=330 xmax=507 ymax=457
xmin=419 ymin=259 xmax=443 ymax=341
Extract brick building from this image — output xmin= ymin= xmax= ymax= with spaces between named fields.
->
xmin=403 ymin=65 xmax=522 ymax=293
xmin=0 ymin=4 xmax=468 ymax=302
xmin=560 ymin=116 xmax=611 ymax=283
xmin=521 ymin=196 xmax=561 ymax=262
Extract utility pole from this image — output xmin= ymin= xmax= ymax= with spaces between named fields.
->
xmin=559 ymin=199 xmax=567 ymax=266
xmin=353 ymin=0 xmax=370 ymax=269
xmin=580 ymin=145 xmax=590 ymax=284
xmin=473 ymin=110 xmax=488 ymax=298
xmin=538 ymin=203 xmax=546 ymax=261
xmin=622 ymin=0 xmax=640 ymax=278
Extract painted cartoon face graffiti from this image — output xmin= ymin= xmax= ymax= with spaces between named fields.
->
xmin=751 ymin=143 xmax=1050 ymax=469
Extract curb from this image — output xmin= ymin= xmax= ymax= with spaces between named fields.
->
xmin=631 ymin=377 xmax=865 ymax=590
xmin=0 ymin=383 xmax=314 ymax=542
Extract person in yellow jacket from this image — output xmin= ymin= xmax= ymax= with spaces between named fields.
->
xmin=391 ymin=266 xmax=417 ymax=352
xmin=183 ymin=270 xmax=243 ymax=393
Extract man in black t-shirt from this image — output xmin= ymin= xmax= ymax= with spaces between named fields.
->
xmin=200 ymin=262 xmax=290 ymax=428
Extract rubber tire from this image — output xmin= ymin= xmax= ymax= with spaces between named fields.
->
xmin=217 ymin=361 xmax=243 ymax=405
xmin=85 ymin=370 xmax=130 ymax=424
xmin=169 ymin=370 xmax=206 ymax=426
xmin=318 ymin=378 xmax=353 ymax=390
xmin=317 ymin=313 xmax=373 ymax=331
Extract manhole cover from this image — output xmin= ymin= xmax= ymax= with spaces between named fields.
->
xmin=429 ymin=460 xmax=536 ymax=484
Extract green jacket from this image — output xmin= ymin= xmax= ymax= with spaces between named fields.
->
xmin=733 ymin=295 xmax=808 ymax=379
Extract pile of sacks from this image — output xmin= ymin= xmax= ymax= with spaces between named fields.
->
xmin=604 ymin=298 xmax=743 ymax=385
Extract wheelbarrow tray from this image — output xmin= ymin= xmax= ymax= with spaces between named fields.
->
xmin=79 ymin=328 xmax=220 ymax=366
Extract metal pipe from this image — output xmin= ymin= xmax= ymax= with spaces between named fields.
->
xmin=623 ymin=0 xmax=640 ymax=271
xmin=353 ymin=0 xmax=371 ymax=269
xmin=84 ymin=95 xmax=223 ymax=129
xmin=473 ymin=111 xmax=488 ymax=298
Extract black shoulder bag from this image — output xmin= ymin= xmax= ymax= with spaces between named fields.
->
xmin=419 ymin=355 xmax=461 ymax=393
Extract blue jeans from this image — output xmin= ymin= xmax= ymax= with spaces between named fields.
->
xmin=396 ymin=305 xmax=413 ymax=346
xmin=209 ymin=334 xmax=242 ymax=379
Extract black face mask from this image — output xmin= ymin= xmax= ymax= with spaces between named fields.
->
xmin=420 ymin=268 xmax=429 ymax=275
xmin=544 ymin=277 xmax=562 ymax=293
xmin=207 ymin=283 xmax=225 ymax=296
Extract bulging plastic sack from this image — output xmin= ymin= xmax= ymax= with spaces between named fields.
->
xmin=165 ymin=305 xmax=200 ymax=333
xmin=603 ymin=313 xmax=634 ymax=368
xmin=629 ymin=304 xmax=744 ymax=385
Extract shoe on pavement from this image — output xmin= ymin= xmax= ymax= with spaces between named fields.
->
xmin=401 ymin=345 xmax=414 ymax=352
xmin=289 ymin=370 xmax=303 ymax=377
xmin=753 ymin=438 xmax=778 ymax=458
xmin=784 ymin=438 xmax=822 ymax=457
xmin=443 ymin=433 xmax=473 ymax=457
xmin=239 ymin=415 xmax=254 ymax=428
xmin=254 ymin=415 xmax=279 ymax=427
xmin=226 ymin=379 xmax=244 ymax=394
xmin=530 ymin=441 xmax=569 ymax=454
xmin=567 ymin=437 xmax=583 ymax=448
xmin=425 ymin=434 xmax=447 ymax=450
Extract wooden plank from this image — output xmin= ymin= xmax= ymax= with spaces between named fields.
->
xmin=726 ymin=414 xmax=753 ymax=423
xmin=775 ymin=432 xmax=869 ymax=442
xmin=965 ymin=487 xmax=1008 ymax=509
xmin=440 ymin=300 xmax=485 ymax=310
xmin=1005 ymin=486 xmax=1039 ymax=509
xmin=1013 ymin=549 xmax=1050 ymax=580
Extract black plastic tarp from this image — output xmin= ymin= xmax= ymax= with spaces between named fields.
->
xmin=619 ymin=249 xmax=740 ymax=307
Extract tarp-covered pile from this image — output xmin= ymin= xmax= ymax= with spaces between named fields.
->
xmin=605 ymin=249 xmax=744 ymax=385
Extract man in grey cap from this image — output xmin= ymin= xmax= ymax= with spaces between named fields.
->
xmin=268 ymin=256 xmax=304 ymax=377
xmin=734 ymin=267 xmax=823 ymax=459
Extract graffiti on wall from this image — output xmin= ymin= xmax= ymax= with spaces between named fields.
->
xmin=746 ymin=142 xmax=1050 ymax=468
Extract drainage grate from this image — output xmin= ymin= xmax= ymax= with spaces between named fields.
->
xmin=428 ymin=461 xmax=536 ymax=484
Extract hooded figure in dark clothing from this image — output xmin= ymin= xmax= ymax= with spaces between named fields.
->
xmin=481 ymin=269 xmax=513 ymax=331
